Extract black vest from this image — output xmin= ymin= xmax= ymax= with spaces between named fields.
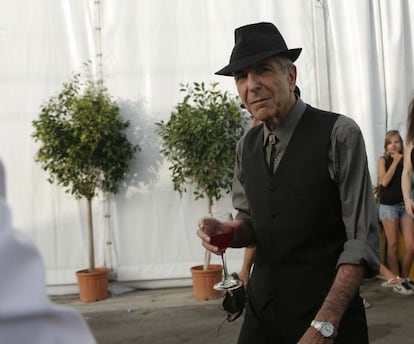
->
xmin=243 ymin=105 xmax=347 ymax=314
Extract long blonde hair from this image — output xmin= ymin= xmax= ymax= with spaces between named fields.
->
xmin=406 ymin=97 xmax=414 ymax=144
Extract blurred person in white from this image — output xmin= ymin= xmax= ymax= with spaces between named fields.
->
xmin=0 ymin=159 xmax=96 ymax=344
xmin=0 ymin=158 xmax=5 ymax=199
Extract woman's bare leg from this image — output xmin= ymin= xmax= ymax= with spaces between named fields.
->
xmin=382 ymin=218 xmax=401 ymax=275
xmin=400 ymin=216 xmax=414 ymax=278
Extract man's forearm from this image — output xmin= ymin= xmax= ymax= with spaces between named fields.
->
xmin=314 ymin=264 xmax=365 ymax=327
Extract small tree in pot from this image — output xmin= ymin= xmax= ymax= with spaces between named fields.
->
xmin=32 ymin=63 xmax=137 ymax=301
xmin=156 ymin=82 xmax=246 ymax=272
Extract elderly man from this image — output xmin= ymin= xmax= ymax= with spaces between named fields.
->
xmin=197 ymin=22 xmax=380 ymax=343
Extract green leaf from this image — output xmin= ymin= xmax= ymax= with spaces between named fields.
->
xmin=156 ymin=82 xmax=248 ymax=207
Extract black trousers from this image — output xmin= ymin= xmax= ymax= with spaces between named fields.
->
xmin=237 ymin=294 xmax=369 ymax=344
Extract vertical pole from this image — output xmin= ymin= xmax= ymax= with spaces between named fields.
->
xmin=312 ymin=0 xmax=331 ymax=110
xmin=103 ymin=191 xmax=115 ymax=274
xmin=87 ymin=198 xmax=95 ymax=272
xmin=93 ymin=0 xmax=115 ymax=277
xmin=94 ymin=0 xmax=103 ymax=90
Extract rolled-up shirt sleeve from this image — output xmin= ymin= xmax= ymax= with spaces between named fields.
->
xmin=330 ymin=116 xmax=381 ymax=277
xmin=232 ymin=137 xmax=251 ymax=221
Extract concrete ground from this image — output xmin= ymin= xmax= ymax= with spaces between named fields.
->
xmin=52 ymin=278 xmax=414 ymax=344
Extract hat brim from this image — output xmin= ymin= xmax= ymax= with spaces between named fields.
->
xmin=215 ymin=48 xmax=302 ymax=76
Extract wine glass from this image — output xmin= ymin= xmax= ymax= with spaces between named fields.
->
xmin=209 ymin=212 xmax=243 ymax=291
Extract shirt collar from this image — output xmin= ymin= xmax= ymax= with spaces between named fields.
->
xmin=263 ymin=98 xmax=306 ymax=146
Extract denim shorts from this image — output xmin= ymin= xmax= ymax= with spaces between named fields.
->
xmin=379 ymin=202 xmax=408 ymax=220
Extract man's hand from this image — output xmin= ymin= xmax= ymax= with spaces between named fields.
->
xmin=197 ymin=217 xmax=233 ymax=255
xmin=238 ymin=268 xmax=250 ymax=287
xmin=405 ymin=198 xmax=414 ymax=218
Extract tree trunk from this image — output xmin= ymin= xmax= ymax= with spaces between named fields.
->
xmin=87 ymin=198 xmax=95 ymax=273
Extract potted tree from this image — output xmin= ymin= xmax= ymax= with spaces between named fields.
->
xmin=156 ymin=82 xmax=246 ymax=300
xmin=32 ymin=63 xmax=137 ymax=302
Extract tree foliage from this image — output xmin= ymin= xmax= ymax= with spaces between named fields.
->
xmin=32 ymin=65 xmax=137 ymax=201
xmin=156 ymin=82 xmax=246 ymax=209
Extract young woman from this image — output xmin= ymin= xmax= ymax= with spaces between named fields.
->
xmin=379 ymin=130 xmax=414 ymax=281
xmin=401 ymin=98 xmax=414 ymax=286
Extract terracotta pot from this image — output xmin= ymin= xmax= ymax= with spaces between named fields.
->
xmin=76 ymin=267 xmax=109 ymax=303
xmin=190 ymin=264 xmax=223 ymax=301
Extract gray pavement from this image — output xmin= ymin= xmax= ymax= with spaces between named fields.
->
xmin=52 ymin=278 xmax=414 ymax=343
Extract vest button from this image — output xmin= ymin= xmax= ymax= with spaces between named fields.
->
xmin=269 ymin=186 xmax=275 ymax=192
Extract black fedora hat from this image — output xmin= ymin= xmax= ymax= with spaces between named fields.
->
xmin=215 ymin=22 xmax=302 ymax=76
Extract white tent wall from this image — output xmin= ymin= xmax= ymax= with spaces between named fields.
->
xmin=378 ymin=0 xmax=414 ymax=137
xmin=323 ymin=0 xmax=414 ymax=179
xmin=102 ymin=0 xmax=316 ymax=287
xmin=0 ymin=0 xmax=413 ymax=292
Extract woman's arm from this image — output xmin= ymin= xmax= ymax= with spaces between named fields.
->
xmin=402 ymin=143 xmax=414 ymax=217
xmin=378 ymin=155 xmax=402 ymax=187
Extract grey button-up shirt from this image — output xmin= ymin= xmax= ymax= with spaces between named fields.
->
xmin=232 ymin=98 xmax=380 ymax=276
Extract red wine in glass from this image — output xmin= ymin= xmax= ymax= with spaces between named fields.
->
xmin=210 ymin=231 xmax=242 ymax=291
xmin=210 ymin=232 xmax=233 ymax=250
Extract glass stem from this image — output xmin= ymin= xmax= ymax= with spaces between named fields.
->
xmin=221 ymin=252 xmax=228 ymax=281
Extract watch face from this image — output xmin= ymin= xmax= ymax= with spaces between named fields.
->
xmin=320 ymin=322 xmax=334 ymax=337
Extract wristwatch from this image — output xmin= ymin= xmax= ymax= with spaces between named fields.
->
xmin=310 ymin=320 xmax=338 ymax=339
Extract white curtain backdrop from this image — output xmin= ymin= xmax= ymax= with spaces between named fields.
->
xmin=1 ymin=0 xmax=413 ymax=291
